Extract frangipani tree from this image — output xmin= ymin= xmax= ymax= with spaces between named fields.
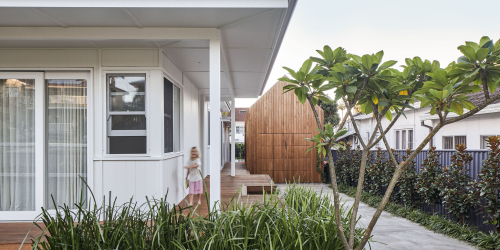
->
xmin=280 ymin=36 xmax=500 ymax=250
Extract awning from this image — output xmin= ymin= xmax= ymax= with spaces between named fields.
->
xmin=336 ymin=130 xmax=356 ymax=141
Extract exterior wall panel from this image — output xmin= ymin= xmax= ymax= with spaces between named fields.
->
xmin=246 ymin=81 xmax=323 ymax=183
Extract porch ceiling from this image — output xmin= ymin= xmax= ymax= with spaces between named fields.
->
xmin=0 ymin=2 xmax=297 ymax=98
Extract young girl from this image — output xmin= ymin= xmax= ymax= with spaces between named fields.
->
xmin=185 ymin=147 xmax=203 ymax=206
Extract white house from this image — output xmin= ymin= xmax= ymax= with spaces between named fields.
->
xmin=347 ymin=90 xmax=500 ymax=150
xmin=229 ymin=107 xmax=248 ymax=143
xmin=0 ymin=0 xmax=297 ymax=221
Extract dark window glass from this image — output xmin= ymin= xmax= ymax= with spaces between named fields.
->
xmin=408 ymin=130 xmax=413 ymax=149
xmin=109 ymin=136 xmax=146 ymax=154
xmin=111 ymin=115 xmax=146 ymax=130
xmin=443 ymin=136 xmax=453 ymax=149
xmin=396 ymin=131 xmax=400 ymax=149
xmin=164 ymin=78 xmax=173 ymax=153
xmin=455 ymin=136 xmax=466 ymax=146
xmin=402 ymin=130 xmax=407 ymax=149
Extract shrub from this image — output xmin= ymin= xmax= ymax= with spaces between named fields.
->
xmin=398 ymin=149 xmax=420 ymax=208
xmin=365 ymin=148 xmax=387 ymax=196
xmin=438 ymin=144 xmax=477 ymax=225
xmin=28 ymin=184 xmax=366 ymax=250
xmin=416 ymin=146 xmax=443 ymax=214
xmin=473 ymin=135 xmax=500 ymax=233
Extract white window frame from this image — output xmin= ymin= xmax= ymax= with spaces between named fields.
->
xmin=395 ymin=129 xmax=413 ymax=150
xmin=481 ymin=135 xmax=498 ymax=149
xmin=105 ymin=72 xmax=149 ymax=156
xmin=442 ymin=135 xmax=467 ymax=149
xmin=163 ymin=73 xmax=183 ymax=156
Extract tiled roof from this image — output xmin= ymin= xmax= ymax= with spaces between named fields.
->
xmin=466 ymin=88 xmax=500 ymax=106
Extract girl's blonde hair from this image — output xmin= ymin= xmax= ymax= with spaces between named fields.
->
xmin=191 ymin=147 xmax=201 ymax=160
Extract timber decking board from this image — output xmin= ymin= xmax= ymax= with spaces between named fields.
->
xmin=245 ymin=81 xmax=324 ymax=183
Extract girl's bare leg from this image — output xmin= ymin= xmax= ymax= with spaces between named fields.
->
xmin=197 ymin=194 xmax=202 ymax=205
xmin=188 ymin=194 xmax=193 ymax=206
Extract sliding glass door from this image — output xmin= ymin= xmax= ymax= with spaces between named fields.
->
xmin=45 ymin=72 xmax=88 ymax=209
xmin=0 ymin=72 xmax=44 ymax=220
xmin=0 ymin=72 xmax=89 ymax=221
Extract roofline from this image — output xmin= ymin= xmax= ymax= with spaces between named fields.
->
xmin=0 ymin=0 xmax=289 ymax=8
xmin=259 ymin=0 xmax=298 ymax=96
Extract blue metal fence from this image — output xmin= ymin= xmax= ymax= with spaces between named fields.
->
xmin=331 ymin=149 xmax=494 ymax=233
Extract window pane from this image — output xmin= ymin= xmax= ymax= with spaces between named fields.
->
xmin=0 ymin=78 xmax=35 ymax=211
xmin=111 ymin=115 xmax=146 ymax=130
xmin=396 ymin=131 xmax=400 ymax=149
xmin=109 ymin=136 xmax=146 ymax=154
xmin=164 ymin=78 xmax=173 ymax=153
xmin=402 ymin=130 xmax=407 ymax=149
xmin=109 ymin=74 xmax=145 ymax=111
xmin=173 ymin=85 xmax=180 ymax=152
xmin=455 ymin=136 xmax=466 ymax=146
xmin=46 ymin=79 xmax=87 ymax=209
xmin=443 ymin=137 xmax=453 ymax=149
xmin=408 ymin=130 xmax=413 ymax=149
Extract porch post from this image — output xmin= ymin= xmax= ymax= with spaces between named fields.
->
xmin=209 ymin=38 xmax=221 ymax=210
xmin=231 ymin=98 xmax=236 ymax=176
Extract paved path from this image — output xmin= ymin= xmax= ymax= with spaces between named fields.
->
xmin=276 ymin=183 xmax=476 ymax=250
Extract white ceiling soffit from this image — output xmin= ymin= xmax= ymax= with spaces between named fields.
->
xmin=0 ymin=0 xmax=297 ymax=99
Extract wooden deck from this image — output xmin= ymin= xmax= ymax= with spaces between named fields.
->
xmin=0 ymin=162 xmax=274 ymax=249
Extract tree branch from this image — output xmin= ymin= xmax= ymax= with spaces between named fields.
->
xmin=444 ymin=93 xmax=500 ymax=125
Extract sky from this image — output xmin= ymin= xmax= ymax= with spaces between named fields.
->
xmin=235 ymin=0 xmax=500 ymax=108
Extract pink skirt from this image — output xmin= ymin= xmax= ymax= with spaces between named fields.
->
xmin=189 ymin=180 xmax=203 ymax=194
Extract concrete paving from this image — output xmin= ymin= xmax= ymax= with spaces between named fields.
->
xmin=276 ymin=183 xmax=476 ymax=250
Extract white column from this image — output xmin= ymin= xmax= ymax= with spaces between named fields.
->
xmin=209 ymin=39 xmax=221 ymax=211
xmin=231 ymin=98 xmax=236 ymax=176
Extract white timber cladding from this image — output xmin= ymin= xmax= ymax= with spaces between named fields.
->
xmin=102 ymin=49 xmax=159 ymax=67
xmin=352 ymin=105 xmax=500 ymax=150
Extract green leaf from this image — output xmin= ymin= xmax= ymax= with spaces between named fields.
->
xmin=283 ymin=67 xmax=297 ymax=80
xmin=429 ymin=89 xmax=442 ymax=100
xmin=385 ymin=110 xmax=393 ymax=121
xmin=443 ymin=84 xmax=453 ymax=99
xmin=300 ymin=59 xmax=313 ymax=74
xmin=449 ymin=101 xmax=464 ymax=115
xmin=458 ymin=45 xmax=476 ymax=61
xmin=278 ymin=77 xmax=299 ymax=84
xmin=361 ymin=54 xmax=373 ymax=72
xmin=479 ymin=36 xmax=491 ymax=47
xmin=334 ymin=129 xmax=348 ymax=138
xmin=378 ymin=60 xmax=397 ymax=71
xmin=305 ymin=74 xmax=323 ymax=82
xmin=460 ymin=100 xmax=476 ymax=110
xmin=346 ymin=85 xmax=357 ymax=93
xmin=476 ymin=48 xmax=489 ymax=62
xmin=295 ymin=88 xmax=306 ymax=104
xmin=457 ymin=56 xmax=471 ymax=64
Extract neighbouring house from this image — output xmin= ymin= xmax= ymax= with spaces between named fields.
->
xmin=228 ymin=108 xmax=248 ymax=142
xmin=245 ymin=80 xmax=324 ymax=183
xmin=344 ymin=90 xmax=500 ymax=150
xmin=0 ymin=1 xmax=297 ymax=221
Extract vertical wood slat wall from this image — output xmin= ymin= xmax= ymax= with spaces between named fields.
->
xmin=245 ymin=81 xmax=324 ymax=183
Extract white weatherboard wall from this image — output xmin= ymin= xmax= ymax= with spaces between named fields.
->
xmin=0 ymin=48 xmax=204 ymax=210
xmin=354 ymin=105 xmax=500 ymax=150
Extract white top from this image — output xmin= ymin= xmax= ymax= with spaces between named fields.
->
xmin=186 ymin=158 xmax=202 ymax=182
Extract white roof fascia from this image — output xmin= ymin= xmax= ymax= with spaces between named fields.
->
xmin=420 ymin=103 xmax=500 ymax=121
xmin=0 ymin=0 xmax=288 ymax=8
xmin=0 ymin=27 xmax=220 ymax=40
xmin=259 ymin=0 xmax=297 ymax=95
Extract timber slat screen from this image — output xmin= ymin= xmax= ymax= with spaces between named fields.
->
xmin=245 ymin=81 xmax=324 ymax=183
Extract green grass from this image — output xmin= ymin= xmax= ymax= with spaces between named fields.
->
xmin=25 ymin=183 xmax=367 ymax=250
xmin=337 ymin=183 xmax=500 ymax=250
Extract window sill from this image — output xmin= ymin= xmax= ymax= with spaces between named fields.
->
xmin=163 ymin=151 xmax=184 ymax=160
